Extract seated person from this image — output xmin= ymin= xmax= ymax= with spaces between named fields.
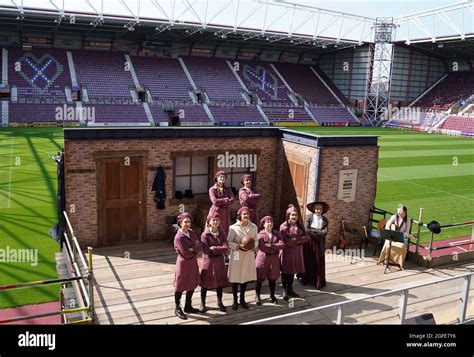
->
xmin=378 ymin=204 xmax=411 ymax=268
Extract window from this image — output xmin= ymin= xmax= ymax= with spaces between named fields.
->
xmin=174 ymin=156 xmax=209 ymax=195
xmin=219 ymin=165 xmax=254 ymax=189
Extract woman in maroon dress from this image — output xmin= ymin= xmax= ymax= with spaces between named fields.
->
xmin=301 ymin=201 xmax=329 ymax=289
xmin=279 ymin=205 xmax=309 ymax=300
xmin=209 ymin=171 xmax=235 ymax=236
xmin=255 ymin=216 xmax=284 ymax=305
xmin=173 ymin=212 xmax=202 ymax=320
xmin=199 ymin=212 xmax=229 ymax=313
xmin=239 ymin=174 xmax=263 ymax=224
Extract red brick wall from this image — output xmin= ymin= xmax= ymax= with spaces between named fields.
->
xmin=65 ymin=137 xmax=280 ymax=247
xmin=316 ymin=146 xmax=379 ymax=247
xmin=65 ymin=137 xmax=378 ymax=249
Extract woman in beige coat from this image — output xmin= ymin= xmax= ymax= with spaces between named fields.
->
xmin=227 ymin=206 xmax=258 ymax=311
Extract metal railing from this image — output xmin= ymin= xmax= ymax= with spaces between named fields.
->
xmin=369 ymin=206 xmax=474 ymax=259
xmin=0 ymin=211 xmax=94 ymax=324
xmin=242 ymin=272 xmax=473 ymax=325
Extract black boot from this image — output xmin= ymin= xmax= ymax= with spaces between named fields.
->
xmin=281 ymin=275 xmax=289 ymax=301
xmin=184 ymin=290 xmax=199 ymax=313
xmin=232 ymin=283 xmax=239 ymax=311
xmin=297 ymin=273 xmax=306 ymax=286
xmin=240 ymin=282 xmax=249 ymax=309
xmin=199 ymin=288 xmax=207 ymax=313
xmin=175 ymin=291 xmax=187 ymax=320
xmin=269 ymin=280 xmax=277 ymax=304
xmin=217 ymin=287 xmax=226 ymax=312
xmin=287 ymin=275 xmax=300 ymax=298
xmin=255 ymin=281 xmax=262 ymax=306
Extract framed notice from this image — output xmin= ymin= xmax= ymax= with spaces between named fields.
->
xmin=337 ymin=169 xmax=358 ymax=202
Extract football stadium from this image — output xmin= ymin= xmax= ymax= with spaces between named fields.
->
xmin=0 ymin=0 xmax=473 ymax=342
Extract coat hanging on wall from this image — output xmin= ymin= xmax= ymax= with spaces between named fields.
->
xmin=151 ymin=166 xmax=166 ymax=209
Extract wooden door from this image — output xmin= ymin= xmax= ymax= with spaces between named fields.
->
xmin=280 ymin=155 xmax=308 ymax=222
xmin=99 ymin=157 xmax=145 ymax=246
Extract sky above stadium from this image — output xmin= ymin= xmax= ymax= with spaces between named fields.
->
xmin=287 ymin=0 xmax=462 ymax=18
xmin=0 ymin=0 xmax=464 ymax=18
xmin=0 ymin=0 xmax=471 ymax=42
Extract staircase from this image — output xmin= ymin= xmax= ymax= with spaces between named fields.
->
xmin=1 ymin=100 xmax=8 ymax=127
xmin=2 ymin=48 xmax=7 ymax=85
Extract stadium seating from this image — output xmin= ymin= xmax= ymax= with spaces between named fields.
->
xmin=262 ymin=106 xmax=313 ymax=122
xmin=274 ymin=63 xmax=339 ymax=105
xmin=8 ymin=49 xmax=71 ymax=100
xmin=209 ymin=105 xmax=266 ymax=123
xmin=440 ymin=116 xmax=474 ymax=134
xmin=239 ymin=61 xmax=290 ymax=103
xmin=462 ymin=105 xmax=474 ymax=116
xmin=416 ymin=71 xmax=474 ymax=112
xmin=310 ymin=106 xmax=356 ymax=123
xmin=9 ymin=103 xmax=75 ymax=123
xmin=4 ymin=43 xmax=474 ymax=130
xmin=82 ymin=104 xmax=148 ymax=124
xmin=183 ymin=57 xmax=243 ymax=101
xmin=148 ymin=103 xmax=211 ymax=124
xmin=386 ymin=110 xmax=445 ymax=129
xmin=131 ymin=56 xmax=192 ymax=101
xmin=72 ymin=50 xmax=134 ymax=99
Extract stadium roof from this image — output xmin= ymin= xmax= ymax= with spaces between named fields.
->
xmin=0 ymin=0 xmax=472 ymax=54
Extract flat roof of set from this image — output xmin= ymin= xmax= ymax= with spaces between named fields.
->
xmin=63 ymin=127 xmax=379 ymax=148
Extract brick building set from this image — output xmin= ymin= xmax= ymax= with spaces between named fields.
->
xmin=63 ymin=127 xmax=379 ymax=248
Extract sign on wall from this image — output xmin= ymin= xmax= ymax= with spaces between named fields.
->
xmin=337 ymin=169 xmax=358 ymax=202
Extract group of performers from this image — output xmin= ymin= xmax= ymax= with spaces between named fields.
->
xmin=172 ymin=171 xmax=329 ymax=320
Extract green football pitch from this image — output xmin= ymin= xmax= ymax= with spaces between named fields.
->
xmin=0 ymin=126 xmax=473 ymax=309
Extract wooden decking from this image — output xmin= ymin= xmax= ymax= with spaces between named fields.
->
xmin=91 ymin=241 xmax=474 ymax=325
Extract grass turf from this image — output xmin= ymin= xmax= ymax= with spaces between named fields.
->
xmin=293 ymin=127 xmax=474 ymax=242
xmin=0 ymin=128 xmax=63 ymax=309
xmin=0 ymin=126 xmax=473 ymax=309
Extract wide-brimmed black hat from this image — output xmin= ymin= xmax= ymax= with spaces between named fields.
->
xmin=307 ymin=201 xmax=329 ymax=214
xmin=427 ymin=221 xmax=441 ymax=234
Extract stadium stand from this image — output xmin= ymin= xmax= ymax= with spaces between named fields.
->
xmin=131 ymin=56 xmax=191 ymax=101
xmin=7 ymin=49 xmax=76 ymax=124
xmin=274 ymin=62 xmax=338 ymax=105
xmin=9 ymin=103 xmax=64 ymax=123
xmin=8 ymin=47 xmax=472 ymax=130
xmin=82 ymin=104 xmax=147 ymax=125
xmin=272 ymin=62 xmax=355 ymax=124
xmin=208 ymin=105 xmax=266 ymax=124
xmin=235 ymin=61 xmax=314 ymax=122
xmin=8 ymin=49 xmax=70 ymax=99
xmin=182 ymin=57 xmax=242 ymax=101
xmin=73 ymin=50 xmax=134 ymax=100
xmin=181 ymin=56 xmax=267 ymax=123
xmin=309 ymin=106 xmax=357 ymax=124
xmin=440 ymin=115 xmax=474 ymax=134
xmin=416 ymin=71 xmax=474 ymax=112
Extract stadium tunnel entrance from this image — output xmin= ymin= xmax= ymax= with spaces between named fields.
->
xmin=62 ymin=127 xmax=379 ymax=248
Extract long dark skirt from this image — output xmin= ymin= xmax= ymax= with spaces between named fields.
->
xmin=302 ymin=235 xmax=326 ymax=289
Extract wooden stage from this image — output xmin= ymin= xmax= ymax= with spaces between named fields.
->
xmin=91 ymin=241 xmax=474 ymax=325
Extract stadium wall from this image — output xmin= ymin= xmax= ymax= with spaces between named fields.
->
xmin=390 ymin=45 xmax=446 ymax=105
xmin=318 ymin=45 xmax=371 ymax=102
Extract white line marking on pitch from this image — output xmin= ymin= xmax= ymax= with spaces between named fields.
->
xmin=378 ymin=173 xmax=474 ymax=201
xmin=7 ymin=133 xmax=13 ymax=208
